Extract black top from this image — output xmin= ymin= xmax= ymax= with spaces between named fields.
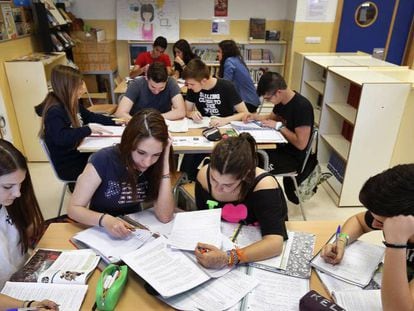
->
xmin=186 ymin=79 xmax=242 ymax=117
xmin=195 ymin=165 xmax=288 ymax=238
xmin=365 ymin=211 xmax=414 ymax=281
xmin=272 ymin=92 xmax=314 ymax=163
xmin=44 ymin=102 xmax=115 ymax=181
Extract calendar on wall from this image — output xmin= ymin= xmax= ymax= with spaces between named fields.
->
xmin=116 ymin=0 xmax=179 ymax=41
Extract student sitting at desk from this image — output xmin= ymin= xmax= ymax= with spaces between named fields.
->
xmin=129 ymin=36 xmax=172 ymax=78
xmin=37 ymin=65 xmax=115 ymax=188
xmin=0 ymin=140 xmax=59 ymax=310
xmin=68 ymin=109 xmax=175 ymax=238
xmin=217 ymin=40 xmax=260 ymax=113
xmin=194 ymin=133 xmax=288 ymax=269
xmin=320 ymin=164 xmax=414 ymax=311
xmin=183 ymin=58 xmax=248 ymax=127
xmin=172 ymin=39 xmax=198 ymax=79
xmin=115 ymin=62 xmax=185 ymax=121
xmin=244 ymin=71 xmax=314 ymax=174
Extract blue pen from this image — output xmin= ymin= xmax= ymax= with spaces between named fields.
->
xmin=335 ymin=225 xmax=341 ymax=249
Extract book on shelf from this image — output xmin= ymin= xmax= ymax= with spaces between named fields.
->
xmin=265 ymin=30 xmax=280 ymax=41
xmin=249 ymin=18 xmax=266 ymax=40
xmin=9 ymin=248 xmax=100 ymax=285
xmin=42 ymin=0 xmax=67 ymax=26
xmin=311 ymin=237 xmax=384 ymax=287
xmin=327 ymin=152 xmax=346 ymax=184
xmin=347 ymin=83 xmax=361 ymax=109
xmin=71 ymin=226 xmax=155 ymax=264
xmin=1 ymin=4 xmax=18 ymax=39
xmin=50 ymin=33 xmax=64 ymax=51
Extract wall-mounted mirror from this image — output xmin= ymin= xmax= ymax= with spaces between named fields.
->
xmin=355 ymin=2 xmax=378 ymax=28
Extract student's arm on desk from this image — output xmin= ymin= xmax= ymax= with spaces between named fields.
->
xmin=129 ymin=64 xmax=147 ymax=78
xmin=162 ymin=93 xmax=186 ymax=120
xmin=321 ymin=212 xmax=373 ymax=265
xmin=67 ymin=164 xmax=134 ymax=238
xmin=114 ymin=96 xmax=133 ymax=122
xmin=243 ymin=111 xmax=276 ymax=122
xmin=185 ymin=100 xmax=203 ymax=122
xmin=152 ymin=138 xmax=175 ymax=223
xmin=382 ymin=216 xmax=414 ymax=311
xmin=0 ymin=293 xmax=59 ymax=311
xmin=209 ymin=102 xmax=248 ymax=127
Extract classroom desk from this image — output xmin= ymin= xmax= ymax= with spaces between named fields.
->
xmin=37 ymin=221 xmax=336 ymax=310
xmin=77 ymin=128 xmax=276 ymax=155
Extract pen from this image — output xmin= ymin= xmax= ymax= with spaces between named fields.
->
xmin=335 ymin=225 xmax=341 ymax=250
xmin=6 ymin=308 xmax=38 ymax=311
xmin=231 ymin=223 xmax=243 ymax=242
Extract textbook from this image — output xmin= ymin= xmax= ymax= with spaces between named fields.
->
xmin=71 ymin=226 xmax=155 ymax=264
xmin=10 ymin=248 xmax=99 ymax=285
xmin=311 ymin=238 xmax=385 ymax=287
xmin=230 ymin=121 xmax=287 ymax=143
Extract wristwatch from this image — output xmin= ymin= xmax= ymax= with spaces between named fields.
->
xmin=275 ymin=121 xmax=285 ymax=131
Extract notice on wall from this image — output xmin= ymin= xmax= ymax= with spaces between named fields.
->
xmin=211 ymin=19 xmax=229 ymax=35
xmin=116 ymin=0 xmax=179 ymax=41
xmin=306 ymin=0 xmax=329 ymax=21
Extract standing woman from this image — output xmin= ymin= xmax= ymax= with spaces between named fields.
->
xmin=218 ymin=40 xmax=260 ymax=112
xmin=37 ymin=65 xmax=115 ymax=186
xmin=0 ymin=139 xmax=58 ymax=310
xmin=194 ymin=133 xmax=288 ymax=269
xmin=172 ymin=39 xmax=197 ymax=79
xmin=68 ymin=109 xmax=175 ymax=238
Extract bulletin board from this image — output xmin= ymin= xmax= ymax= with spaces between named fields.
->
xmin=116 ymin=0 xmax=179 ymax=41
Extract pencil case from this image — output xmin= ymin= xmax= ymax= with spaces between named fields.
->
xmin=96 ymin=264 xmax=128 ymax=311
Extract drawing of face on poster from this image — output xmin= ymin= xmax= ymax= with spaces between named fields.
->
xmin=141 ymin=3 xmax=154 ymax=40
xmin=127 ymin=0 xmax=140 ymax=29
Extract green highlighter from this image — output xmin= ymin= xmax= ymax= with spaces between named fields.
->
xmin=96 ymin=264 xmax=128 ymax=311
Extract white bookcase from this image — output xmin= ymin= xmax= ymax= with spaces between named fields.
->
xmin=5 ymin=52 xmax=68 ymax=161
xmin=318 ymin=67 xmax=411 ymax=206
xmin=299 ymin=54 xmax=397 ymax=126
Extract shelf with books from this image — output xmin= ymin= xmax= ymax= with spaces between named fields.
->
xmin=318 ymin=67 xmax=411 ymax=206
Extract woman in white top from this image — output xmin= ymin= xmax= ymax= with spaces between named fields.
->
xmin=0 ymin=139 xmax=58 ymax=310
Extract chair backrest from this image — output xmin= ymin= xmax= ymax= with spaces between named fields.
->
xmin=299 ymin=128 xmax=318 ymax=174
xmin=39 ymin=138 xmax=74 ymax=183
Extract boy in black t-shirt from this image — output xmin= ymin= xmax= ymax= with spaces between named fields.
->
xmin=183 ymin=59 xmax=248 ymax=127
xmin=244 ymin=71 xmax=314 ymax=174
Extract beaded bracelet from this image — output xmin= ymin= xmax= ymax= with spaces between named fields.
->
xmin=98 ymin=213 xmax=106 ymax=227
xmin=338 ymin=232 xmax=349 ymax=245
xmin=226 ymin=249 xmax=240 ymax=267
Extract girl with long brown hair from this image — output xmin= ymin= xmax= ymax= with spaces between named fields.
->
xmin=194 ymin=133 xmax=288 ymax=269
xmin=68 ymin=109 xmax=175 ymax=238
xmin=0 ymin=139 xmax=58 ymax=310
xmin=37 ymin=65 xmax=115 ymax=185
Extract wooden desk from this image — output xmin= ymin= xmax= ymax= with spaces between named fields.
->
xmin=37 ymin=221 xmax=336 ymax=310
xmin=78 ymin=128 xmax=276 ymax=154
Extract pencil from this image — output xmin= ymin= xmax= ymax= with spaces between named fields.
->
xmin=231 ymin=223 xmax=243 ymax=242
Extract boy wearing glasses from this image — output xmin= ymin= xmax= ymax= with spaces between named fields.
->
xmin=244 ymin=71 xmax=313 ymax=174
xmin=129 ymin=36 xmax=172 ymax=78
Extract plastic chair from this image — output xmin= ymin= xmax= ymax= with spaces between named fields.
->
xmin=39 ymin=138 xmax=75 ymax=217
xmin=273 ymin=128 xmax=319 ymax=221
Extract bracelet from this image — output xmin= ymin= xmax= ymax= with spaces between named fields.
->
xmin=162 ymin=174 xmax=170 ymax=179
xmin=23 ymin=300 xmax=30 ymax=308
xmin=383 ymin=241 xmax=408 ymax=248
xmin=338 ymin=233 xmax=349 ymax=245
xmin=27 ymin=300 xmax=35 ymax=307
xmin=226 ymin=249 xmax=240 ymax=267
xmin=98 ymin=213 xmax=106 ymax=227
xmin=236 ymin=248 xmax=247 ymax=263
xmin=275 ymin=122 xmax=285 ymax=131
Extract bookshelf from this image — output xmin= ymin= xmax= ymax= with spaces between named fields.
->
xmin=5 ymin=52 xmax=68 ymax=161
xmin=318 ymin=67 xmax=411 ymax=206
xmin=32 ymin=1 xmax=74 ymax=60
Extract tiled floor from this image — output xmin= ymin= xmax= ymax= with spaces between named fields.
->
xmin=28 ymin=162 xmax=366 ymax=222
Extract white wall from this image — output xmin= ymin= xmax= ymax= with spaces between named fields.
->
xmin=68 ymin=0 xmax=288 ymax=20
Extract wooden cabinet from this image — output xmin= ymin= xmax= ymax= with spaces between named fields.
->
xmin=5 ymin=52 xmax=68 ymax=161
xmin=318 ymin=67 xmax=411 ymax=206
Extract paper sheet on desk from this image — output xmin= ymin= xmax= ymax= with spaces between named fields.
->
xmin=231 ymin=121 xmax=287 ymax=143
xmin=166 ymin=117 xmax=211 ymax=132
xmin=90 ymin=125 xmax=125 ymax=137
xmin=79 ymin=136 xmax=120 ymax=150
xmin=172 ymin=136 xmax=214 ymax=147
xmin=125 ymin=208 xmax=175 ymax=237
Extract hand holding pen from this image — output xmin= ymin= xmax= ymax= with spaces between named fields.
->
xmin=320 ymin=225 xmax=347 ymax=265
xmin=195 ymin=242 xmax=227 ymax=269
xmin=100 ymin=214 xmax=135 ymax=238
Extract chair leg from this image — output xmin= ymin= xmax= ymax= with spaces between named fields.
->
xmin=57 ymin=183 xmax=67 ymax=217
xmin=291 ymin=176 xmax=306 ymax=221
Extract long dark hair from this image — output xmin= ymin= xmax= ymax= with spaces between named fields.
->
xmin=118 ymin=109 xmax=172 ymax=202
xmin=218 ymin=39 xmax=247 ymax=78
xmin=0 ymin=140 xmax=44 ymax=253
xmin=359 ymin=164 xmax=414 ymax=217
xmin=210 ymin=133 xmax=257 ymax=201
xmin=38 ymin=65 xmax=83 ymax=138
xmin=173 ymin=39 xmax=197 ymax=65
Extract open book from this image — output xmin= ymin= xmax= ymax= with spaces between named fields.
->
xmin=71 ymin=226 xmax=155 ymax=264
xmin=311 ymin=238 xmax=385 ymax=287
xmin=10 ymin=248 xmax=99 ymax=285
xmin=230 ymin=121 xmax=287 ymax=143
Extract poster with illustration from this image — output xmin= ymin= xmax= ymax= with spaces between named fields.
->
xmin=214 ymin=0 xmax=228 ymax=17
xmin=117 ymin=0 xmax=179 ymax=41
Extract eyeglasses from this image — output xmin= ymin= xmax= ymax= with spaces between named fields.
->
xmin=263 ymin=91 xmax=277 ymax=100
